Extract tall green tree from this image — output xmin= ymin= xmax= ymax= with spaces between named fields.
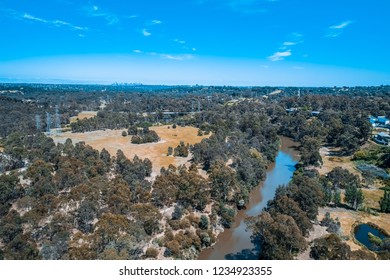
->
xmin=380 ymin=191 xmax=390 ymax=213
xmin=344 ymin=184 xmax=364 ymax=210
xmin=310 ymin=234 xmax=351 ymax=260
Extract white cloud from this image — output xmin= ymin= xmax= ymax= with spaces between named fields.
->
xmin=325 ymin=32 xmax=341 ymax=38
xmin=53 ymin=20 xmax=86 ymax=31
xmin=330 ymin=20 xmax=352 ymax=29
xmin=22 ymin=13 xmax=88 ymax=31
xmin=23 ymin=13 xmax=47 ymax=23
xmin=142 ymin=29 xmax=151 ymax=36
xmin=326 ymin=20 xmax=353 ymax=38
xmin=174 ymin=39 xmax=186 ymax=44
xmin=268 ymin=50 xmax=292 ymax=61
xmin=192 ymin=48 xmax=197 ymax=51
xmin=283 ymin=41 xmax=297 ymax=46
xmin=151 ymin=19 xmax=162 ymax=25
xmin=133 ymin=50 xmax=142 ymax=53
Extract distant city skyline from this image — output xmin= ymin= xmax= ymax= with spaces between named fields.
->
xmin=0 ymin=0 xmax=389 ymax=86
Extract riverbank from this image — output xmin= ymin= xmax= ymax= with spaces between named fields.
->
xmin=198 ymin=136 xmax=300 ymax=260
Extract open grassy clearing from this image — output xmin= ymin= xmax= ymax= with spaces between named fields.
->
xmin=69 ymin=111 xmax=98 ymax=123
xmin=52 ymin=125 xmax=210 ymax=177
xmin=317 ymin=147 xmax=361 ymax=177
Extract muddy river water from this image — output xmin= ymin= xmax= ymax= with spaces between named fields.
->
xmin=198 ymin=136 xmax=300 ymax=260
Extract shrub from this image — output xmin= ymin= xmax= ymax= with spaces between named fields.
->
xmin=145 ymin=247 xmax=159 ymax=259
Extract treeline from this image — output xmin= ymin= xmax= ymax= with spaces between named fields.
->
xmin=265 ymin=95 xmax=382 ymax=165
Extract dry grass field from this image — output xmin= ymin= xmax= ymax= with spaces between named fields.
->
xmin=317 ymin=147 xmax=361 ymax=177
xmin=69 ymin=111 xmax=98 ymax=123
xmin=51 ymin=125 xmax=210 ymax=177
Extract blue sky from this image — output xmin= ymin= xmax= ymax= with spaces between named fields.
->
xmin=0 ymin=0 xmax=389 ymax=86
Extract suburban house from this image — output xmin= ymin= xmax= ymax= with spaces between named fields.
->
xmin=369 ymin=115 xmax=390 ymax=127
xmin=286 ymin=108 xmax=298 ymax=113
xmin=311 ymin=111 xmax=320 ymax=116
xmin=373 ymin=132 xmax=390 ymax=146
xmin=377 ymin=116 xmax=390 ymax=126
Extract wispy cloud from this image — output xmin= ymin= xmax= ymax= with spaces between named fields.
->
xmin=268 ymin=50 xmax=292 ymax=61
xmin=23 ymin=13 xmax=47 ymax=23
xmin=326 ymin=20 xmax=353 ymax=38
xmin=280 ymin=33 xmax=303 ymax=48
xmin=151 ymin=19 xmax=162 ymax=25
xmin=142 ymin=29 xmax=151 ymax=36
xmin=174 ymin=39 xmax=186 ymax=44
xmin=330 ymin=20 xmax=352 ymax=29
xmin=269 ymin=32 xmax=302 ymax=60
xmin=83 ymin=4 xmax=119 ymax=25
xmin=283 ymin=41 xmax=297 ymax=46
xmin=22 ymin=13 xmax=88 ymax=31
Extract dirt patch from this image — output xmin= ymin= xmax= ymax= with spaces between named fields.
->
xmin=318 ymin=147 xmax=361 ymax=178
xmin=328 ymin=157 xmax=343 ymax=163
xmin=51 ymin=125 xmax=209 ymax=176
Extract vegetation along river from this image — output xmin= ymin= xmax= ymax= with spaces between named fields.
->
xmin=198 ymin=136 xmax=300 ymax=260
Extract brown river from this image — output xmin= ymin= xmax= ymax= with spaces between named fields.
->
xmin=198 ymin=136 xmax=300 ymax=260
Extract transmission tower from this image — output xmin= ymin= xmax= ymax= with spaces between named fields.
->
xmin=35 ymin=114 xmax=41 ymax=131
xmin=46 ymin=112 xmax=51 ymax=135
xmin=198 ymin=100 xmax=201 ymax=112
xmin=55 ymin=105 xmax=61 ymax=135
